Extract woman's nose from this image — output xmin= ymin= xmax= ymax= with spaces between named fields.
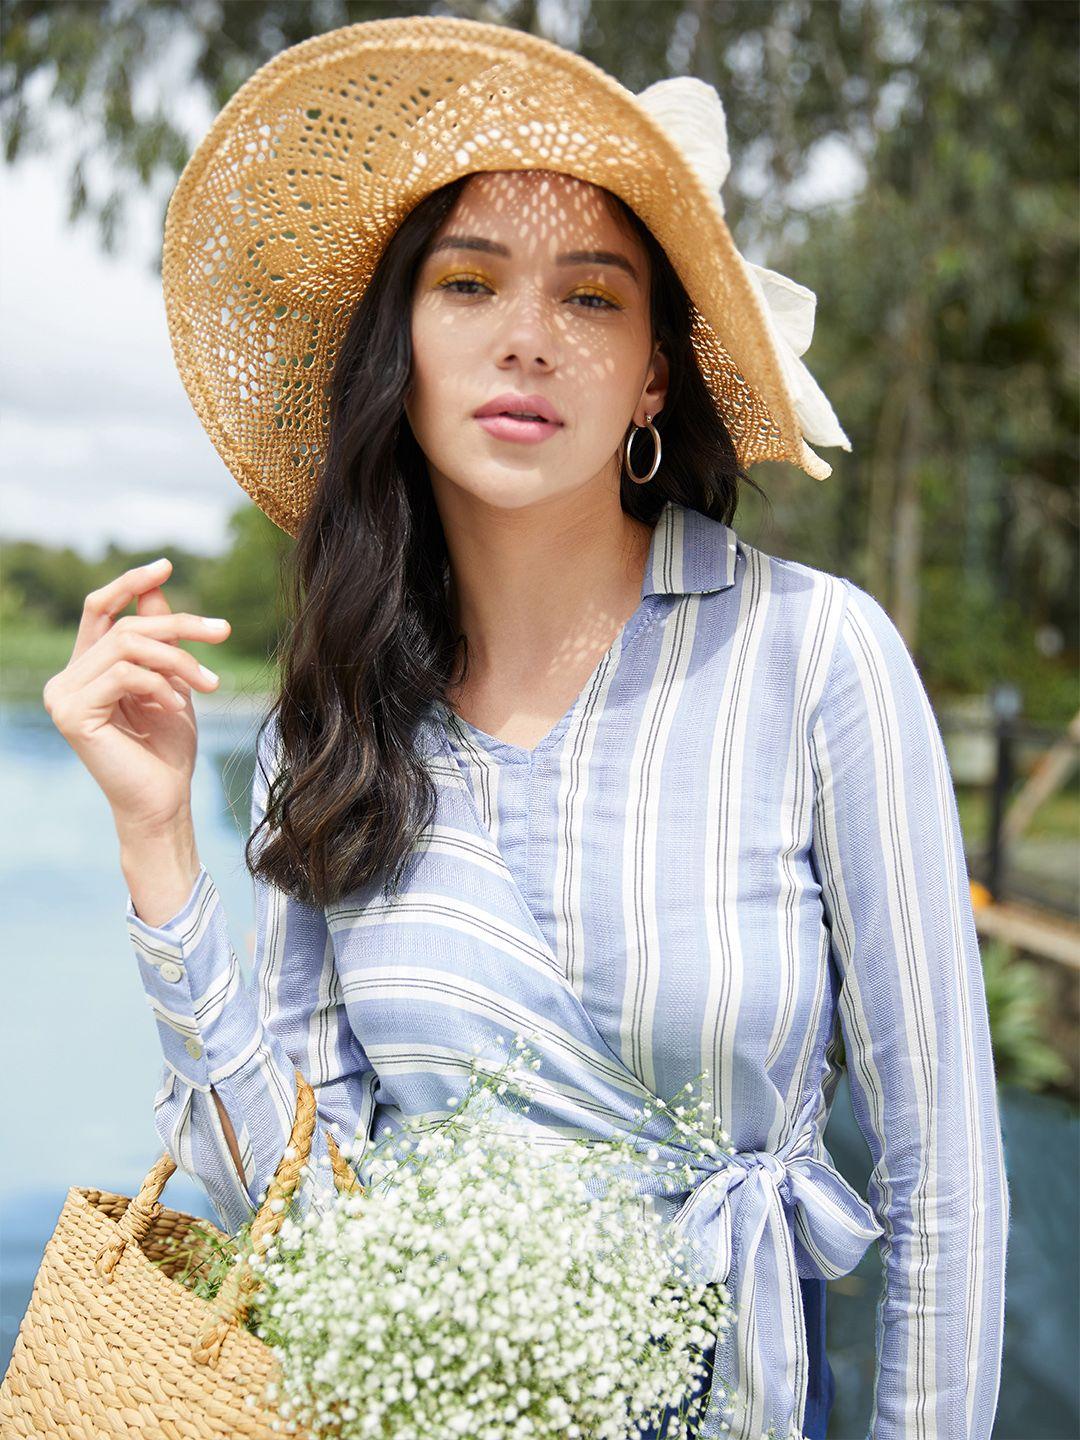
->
xmin=498 ymin=328 xmax=558 ymax=368
xmin=494 ymin=310 xmax=561 ymax=369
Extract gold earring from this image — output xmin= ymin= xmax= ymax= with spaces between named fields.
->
xmin=625 ymin=411 xmax=661 ymax=484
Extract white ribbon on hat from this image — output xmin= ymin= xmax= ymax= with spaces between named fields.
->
xmin=635 ymin=75 xmax=852 ymax=453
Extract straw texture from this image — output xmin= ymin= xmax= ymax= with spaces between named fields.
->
xmin=161 ymin=14 xmax=837 ymax=541
xmin=0 ymin=1070 xmax=358 ymax=1438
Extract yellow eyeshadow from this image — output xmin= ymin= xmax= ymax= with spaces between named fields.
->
xmin=435 ymin=270 xmax=491 ymax=287
xmin=574 ymin=284 xmax=623 ymax=307
xmin=433 ymin=272 xmax=624 ymax=308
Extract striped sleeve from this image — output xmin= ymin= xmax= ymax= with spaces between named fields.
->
xmin=125 ymin=715 xmax=377 ymax=1235
xmin=808 ymin=577 xmax=1010 ymax=1440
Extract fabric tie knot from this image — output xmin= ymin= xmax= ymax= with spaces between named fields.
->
xmin=742 ymin=1150 xmax=787 ymax=1188
xmin=664 ymin=1098 xmax=884 ymax=1438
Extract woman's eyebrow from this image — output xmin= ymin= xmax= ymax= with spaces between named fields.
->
xmin=427 ymin=234 xmax=640 ymax=284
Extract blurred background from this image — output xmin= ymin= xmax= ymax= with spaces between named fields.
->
xmin=1 ymin=1 xmax=1076 ymax=1435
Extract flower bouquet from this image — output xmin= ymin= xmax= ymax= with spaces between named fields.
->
xmin=160 ymin=1035 xmax=738 ymax=1440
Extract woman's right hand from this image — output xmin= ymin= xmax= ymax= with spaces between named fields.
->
xmin=42 ymin=557 xmax=232 ymax=836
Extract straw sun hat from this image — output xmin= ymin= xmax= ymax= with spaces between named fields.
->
xmin=161 ymin=13 xmax=852 ymax=539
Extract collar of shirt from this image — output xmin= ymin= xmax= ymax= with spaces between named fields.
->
xmin=642 ymin=499 xmax=740 ymax=599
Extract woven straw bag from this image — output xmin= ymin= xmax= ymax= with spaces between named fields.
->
xmin=0 ymin=1069 xmax=359 ymax=1438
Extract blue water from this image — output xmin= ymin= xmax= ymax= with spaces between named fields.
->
xmin=1 ymin=698 xmax=1076 ymax=1438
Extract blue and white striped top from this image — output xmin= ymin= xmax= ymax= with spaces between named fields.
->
xmin=126 ymin=497 xmax=1009 ymax=1440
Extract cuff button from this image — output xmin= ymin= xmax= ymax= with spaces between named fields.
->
xmin=184 ymin=1037 xmax=204 ymax=1060
xmin=159 ymin=960 xmax=184 ymax=983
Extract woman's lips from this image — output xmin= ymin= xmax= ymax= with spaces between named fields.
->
xmin=475 ymin=414 xmax=563 ymax=444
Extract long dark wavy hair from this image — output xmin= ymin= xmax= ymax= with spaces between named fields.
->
xmin=246 ymin=170 xmax=762 ymax=910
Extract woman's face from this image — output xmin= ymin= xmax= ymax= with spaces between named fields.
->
xmin=404 ymin=169 xmax=668 ymax=512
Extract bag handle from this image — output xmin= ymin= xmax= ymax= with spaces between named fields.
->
xmin=190 ymin=1066 xmax=361 ymax=1365
xmin=94 ymin=1068 xmax=361 ymax=1366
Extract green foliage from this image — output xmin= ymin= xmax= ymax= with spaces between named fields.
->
xmin=152 ymin=1219 xmax=254 ymax=1310
xmin=821 ymin=939 xmax=1066 ymax=1101
xmin=731 ymin=0 xmax=1078 ymax=719
xmin=3 ymin=537 xmax=209 ymax=630
xmin=195 ymin=504 xmax=295 ymax=661
xmin=918 ymin=564 xmax=1077 ymax=728
xmin=3 ymin=540 xmax=108 ymax=628
xmin=0 ymin=576 xmax=24 ymax=628
xmin=1 ymin=506 xmax=294 ymax=676
xmin=980 ymin=939 xmax=1073 ymax=1093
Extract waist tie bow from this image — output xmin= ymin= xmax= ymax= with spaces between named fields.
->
xmin=665 ymin=1096 xmax=884 ymax=1440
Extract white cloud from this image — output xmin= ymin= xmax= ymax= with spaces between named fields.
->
xmin=0 ymin=128 xmax=241 ymax=559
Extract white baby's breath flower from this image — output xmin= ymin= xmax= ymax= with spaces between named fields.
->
xmin=243 ymin=1039 xmax=734 ymax=1440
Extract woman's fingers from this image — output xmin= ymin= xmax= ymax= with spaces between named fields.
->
xmin=44 ymin=627 xmax=229 ymax=741
xmin=71 ymin=557 xmax=175 ymax=662
xmin=72 ymin=629 xmax=221 ymax=695
xmin=42 ymin=561 xmax=231 ymax=832
xmin=43 ymin=557 xmax=231 ymax=747
xmin=137 ymin=568 xmax=174 ymax=624
xmin=56 ymin=660 xmax=189 ymax=738
xmin=45 ymin=631 xmax=222 ymax=728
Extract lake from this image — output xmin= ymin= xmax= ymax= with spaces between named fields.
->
xmin=1 ymin=696 xmax=1076 ymax=1437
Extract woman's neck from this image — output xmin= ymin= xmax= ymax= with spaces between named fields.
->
xmin=441 ymin=489 xmax=654 ymax=736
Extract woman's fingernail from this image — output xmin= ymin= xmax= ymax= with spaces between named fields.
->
xmin=198 ymin=664 xmax=219 ymax=684
xmin=203 ymin=618 xmax=229 ymax=630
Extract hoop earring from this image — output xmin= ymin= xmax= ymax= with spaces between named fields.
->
xmin=624 ymin=412 xmax=662 ymax=484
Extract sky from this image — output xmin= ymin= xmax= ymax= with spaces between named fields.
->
xmin=0 ymin=20 xmax=864 ymax=565
xmin=0 ymin=45 xmax=239 ymax=562
xmin=1 ymin=153 xmax=240 ymax=561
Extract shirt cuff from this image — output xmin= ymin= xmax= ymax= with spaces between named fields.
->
xmin=126 ymin=865 xmax=242 ymax=1091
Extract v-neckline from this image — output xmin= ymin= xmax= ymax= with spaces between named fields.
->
xmin=436 ymin=589 xmax=658 ymax=763
xmin=420 ymin=712 xmax=669 ymax=1101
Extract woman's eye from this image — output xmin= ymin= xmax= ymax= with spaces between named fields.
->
xmin=570 ymin=289 xmax=621 ymax=311
xmin=437 ymin=277 xmax=491 ymax=296
xmin=435 ymin=277 xmax=620 ymax=311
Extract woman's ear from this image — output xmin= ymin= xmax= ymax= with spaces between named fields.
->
xmin=639 ymin=343 xmax=670 ymax=422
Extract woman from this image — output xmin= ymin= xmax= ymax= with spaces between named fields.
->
xmin=44 ymin=17 xmax=1008 ymax=1440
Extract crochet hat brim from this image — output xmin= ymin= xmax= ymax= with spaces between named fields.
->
xmin=162 ymin=14 xmax=845 ymax=539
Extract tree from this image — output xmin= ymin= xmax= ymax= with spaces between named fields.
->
xmin=196 ymin=501 xmax=295 ymax=660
